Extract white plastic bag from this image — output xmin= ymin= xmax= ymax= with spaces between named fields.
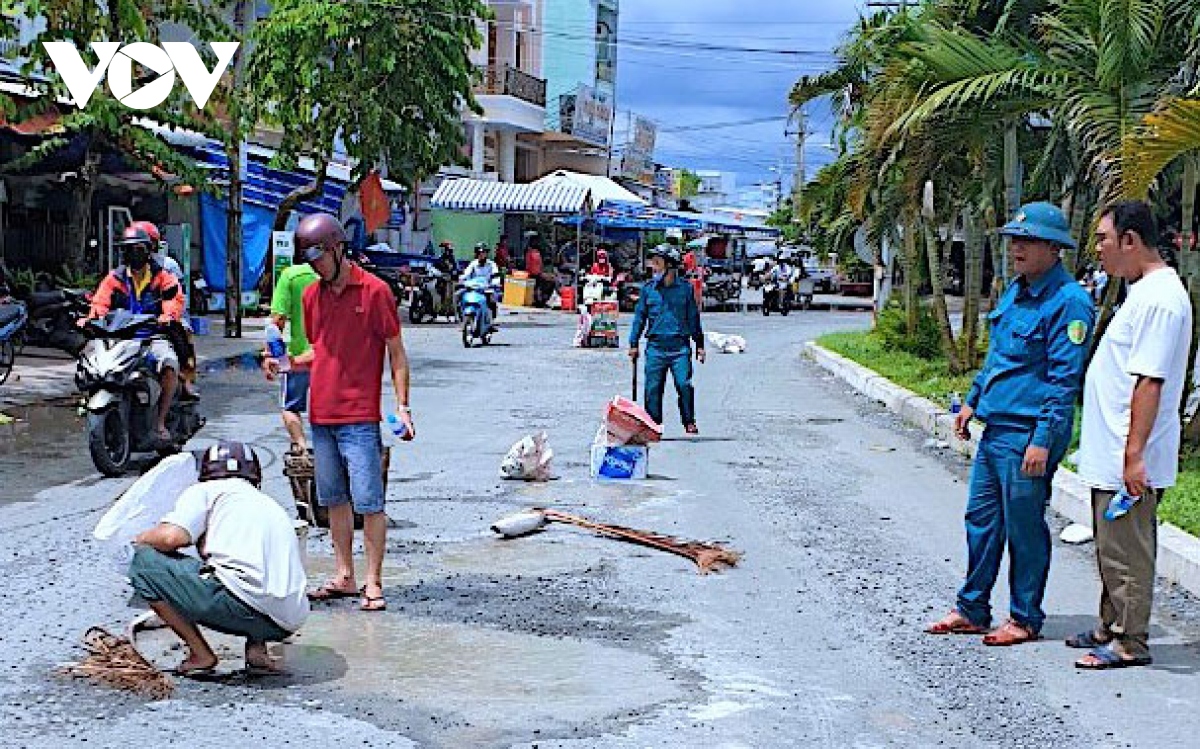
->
xmin=707 ymin=331 xmax=747 ymax=354
xmin=93 ymin=453 xmax=199 ymax=572
xmin=499 ymin=432 xmax=554 ymax=482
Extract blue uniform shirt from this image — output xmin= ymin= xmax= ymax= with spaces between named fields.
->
xmin=966 ymin=262 xmax=1095 ymax=449
xmin=629 ymin=275 xmax=704 ymax=349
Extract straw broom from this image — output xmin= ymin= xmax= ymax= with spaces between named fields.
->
xmin=59 ymin=627 xmax=173 ymax=699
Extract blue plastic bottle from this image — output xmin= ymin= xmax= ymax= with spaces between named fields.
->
xmin=384 ymin=413 xmax=409 ymax=444
xmin=264 ymin=322 xmax=290 ymax=372
xmin=1104 ymin=489 xmax=1141 ymax=521
xmin=950 ymin=392 xmax=962 ymax=414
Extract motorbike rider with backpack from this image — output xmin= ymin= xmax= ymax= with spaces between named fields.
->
xmin=83 ymin=225 xmax=186 ymax=446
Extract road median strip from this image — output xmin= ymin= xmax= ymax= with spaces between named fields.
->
xmin=805 ymin=340 xmax=1200 ymax=601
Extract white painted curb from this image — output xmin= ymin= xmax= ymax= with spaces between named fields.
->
xmin=805 ymin=341 xmax=1200 ymax=600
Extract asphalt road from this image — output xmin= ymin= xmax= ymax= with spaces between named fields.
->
xmin=2 ymin=307 xmax=1200 ymax=748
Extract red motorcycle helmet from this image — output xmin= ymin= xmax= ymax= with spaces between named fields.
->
xmin=129 ymin=220 xmax=162 ymax=246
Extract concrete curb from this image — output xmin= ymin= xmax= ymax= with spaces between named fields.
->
xmin=805 ymin=340 xmax=1200 ymax=600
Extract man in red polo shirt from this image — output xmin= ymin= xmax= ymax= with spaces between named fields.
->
xmin=276 ymin=212 xmax=415 ymax=613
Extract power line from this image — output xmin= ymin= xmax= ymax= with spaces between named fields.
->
xmin=660 ymin=116 xmax=790 ymax=133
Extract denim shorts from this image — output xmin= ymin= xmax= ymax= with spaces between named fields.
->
xmin=278 ymin=371 xmax=310 ymax=414
xmin=312 ymin=422 xmax=385 ymax=514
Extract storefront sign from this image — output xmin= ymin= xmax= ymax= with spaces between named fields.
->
xmin=559 ymin=85 xmax=613 ymax=147
xmin=620 ymin=116 xmax=657 ymax=183
xmin=272 ymin=230 xmax=294 ymax=286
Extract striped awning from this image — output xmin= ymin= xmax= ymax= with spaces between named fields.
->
xmin=431 ymin=177 xmax=591 ymax=215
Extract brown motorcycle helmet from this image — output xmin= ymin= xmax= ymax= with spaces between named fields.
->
xmin=198 ymin=440 xmax=263 ymax=487
xmin=294 ymin=213 xmax=347 ymax=264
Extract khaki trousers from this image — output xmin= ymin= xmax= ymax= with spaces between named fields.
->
xmin=1090 ymin=488 xmax=1160 ymax=656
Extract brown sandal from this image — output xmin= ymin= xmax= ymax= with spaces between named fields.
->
xmin=982 ymin=619 xmax=1040 ymax=646
xmin=925 ymin=610 xmax=987 ymax=635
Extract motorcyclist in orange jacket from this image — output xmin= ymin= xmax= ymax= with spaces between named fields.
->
xmin=85 ymin=225 xmax=186 ymax=445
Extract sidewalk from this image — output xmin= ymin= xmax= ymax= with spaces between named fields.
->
xmin=0 ymin=315 xmax=265 ymax=409
xmin=805 ymin=341 xmax=1200 ymax=601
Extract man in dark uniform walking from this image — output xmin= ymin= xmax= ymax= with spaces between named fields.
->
xmin=629 ymin=243 xmax=706 ymax=435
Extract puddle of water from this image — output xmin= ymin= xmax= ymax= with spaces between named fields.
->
xmin=287 ymin=610 xmax=680 ymax=731
xmin=200 ymin=351 xmax=263 ymax=374
xmin=437 ymin=535 xmax=603 ymax=576
xmin=0 ymin=398 xmax=90 ymax=502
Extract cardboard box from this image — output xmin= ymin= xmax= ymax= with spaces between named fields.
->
xmin=503 ymin=277 xmax=535 ymax=307
xmin=590 ymin=444 xmax=650 ymax=480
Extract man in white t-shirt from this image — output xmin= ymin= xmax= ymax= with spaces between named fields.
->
xmin=1073 ymin=201 xmax=1193 ymax=670
xmin=130 ymin=441 xmax=309 ymax=675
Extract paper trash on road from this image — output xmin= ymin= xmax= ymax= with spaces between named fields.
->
xmin=93 ymin=453 xmax=198 ymax=572
xmin=499 ymin=431 xmax=555 ymax=482
xmin=707 ymin=331 xmax=747 ymax=354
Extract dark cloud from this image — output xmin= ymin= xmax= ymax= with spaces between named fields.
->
xmin=616 ymin=0 xmax=861 ymax=191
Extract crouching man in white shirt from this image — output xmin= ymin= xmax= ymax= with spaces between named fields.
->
xmin=130 ymin=441 xmax=309 ymax=676
xmin=1074 ymin=201 xmax=1193 ymax=669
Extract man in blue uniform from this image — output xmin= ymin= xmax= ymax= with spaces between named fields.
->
xmin=926 ymin=202 xmax=1095 ymax=646
xmin=629 ymin=243 xmax=706 ymax=434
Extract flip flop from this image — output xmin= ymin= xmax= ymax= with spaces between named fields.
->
xmin=982 ymin=620 xmax=1040 ymax=646
xmin=307 ymin=581 xmax=358 ymax=601
xmin=360 ymin=585 xmax=387 ymax=612
xmin=173 ymin=664 xmax=218 ymax=679
xmin=1075 ymin=643 xmax=1153 ymax=669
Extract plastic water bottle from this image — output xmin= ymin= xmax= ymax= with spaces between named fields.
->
xmin=384 ymin=413 xmax=409 ymax=445
xmin=950 ymin=392 xmax=963 ymax=414
xmin=264 ymin=322 xmax=290 ymax=372
xmin=1104 ymin=489 xmax=1141 ymax=521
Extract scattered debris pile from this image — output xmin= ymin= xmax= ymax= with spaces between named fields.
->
xmin=60 ymin=627 xmax=173 ymax=699
xmin=592 ymin=396 xmax=660 ymax=479
xmin=706 ymin=331 xmax=747 ymax=354
xmin=491 ymin=508 xmax=741 ymax=574
xmin=499 ymin=431 xmax=555 ymax=482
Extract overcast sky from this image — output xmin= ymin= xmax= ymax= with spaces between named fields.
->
xmin=615 ymin=0 xmax=864 ymax=196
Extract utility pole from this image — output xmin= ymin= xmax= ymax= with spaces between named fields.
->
xmin=224 ymin=0 xmax=250 ymax=338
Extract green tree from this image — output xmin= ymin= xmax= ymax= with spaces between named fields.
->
xmin=2 ymin=0 xmax=231 ymax=271
xmin=244 ymin=0 xmax=488 ymax=229
xmin=676 ymin=168 xmax=702 ymax=200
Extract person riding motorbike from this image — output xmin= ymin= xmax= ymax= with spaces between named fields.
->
xmin=434 ymin=242 xmax=458 ymax=275
xmin=589 ymin=248 xmax=616 ymax=281
xmin=459 ymin=243 xmax=500 ymax=329
xmin=130 ymin=220 xmax=184 ymax=284
xmin=764 ymin=252 xmax=796 ymax=312
xmin=83 ymin=225 xmax=187 ymax=446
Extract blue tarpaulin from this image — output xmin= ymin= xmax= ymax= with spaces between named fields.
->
xmin=557 ymin=201 xmax=703 ymax=231
xmin=200 ymin=192 xmax=273 ymax=292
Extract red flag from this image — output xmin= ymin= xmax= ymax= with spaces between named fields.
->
xmin=361 ymin=172 xmax=389 ymax=233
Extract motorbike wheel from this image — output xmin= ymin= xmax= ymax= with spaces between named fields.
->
xmin=462 ymin=314 xmax=474 ymax=348
xmin=0 ymin=339 xmax=13 ymax=385
xmin=87 ymin=408 xmax=130 ymax=477
xmin=409 ymin=296 xmax=425 ymax=325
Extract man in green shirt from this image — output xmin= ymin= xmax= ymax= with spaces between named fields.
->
xmin=267 ymin=261 xmax=320 ymax=453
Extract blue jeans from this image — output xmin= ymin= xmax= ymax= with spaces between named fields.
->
xmin=956 ymin=423 xmax=1067 ymax=633
xmin=643 ymin=340 xmax=695 ymax=427
xmin=312 ymin=423 xmax=385 ymax=515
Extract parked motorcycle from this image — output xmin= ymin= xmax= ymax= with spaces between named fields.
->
xmin=21 ymin=287 xmax=89 ymax=354
xmin=761 ymin=279 xmax=793 ymax=317
xmin=76 ymin=311 xmax=204 ymax=476
xmin=459 ymin=278 xmax=497 ymax=348
xmin=615 ymin=272 xmax=641 ymax=312
xmin=409 ymin=267 xmax=457 ymax=324
xmin=0 ymin=300 xmax=27 ymax=385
